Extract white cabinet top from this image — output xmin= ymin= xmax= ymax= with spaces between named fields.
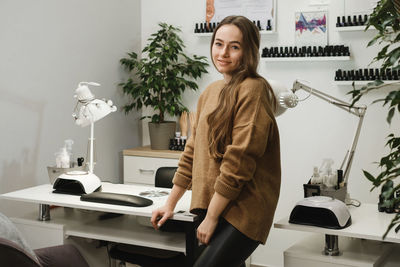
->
xmin=123 ymin=146 xmax=182 ymax=159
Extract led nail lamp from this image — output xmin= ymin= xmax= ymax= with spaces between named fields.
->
xmin=53 ymin=82 xmax=117 ymax=195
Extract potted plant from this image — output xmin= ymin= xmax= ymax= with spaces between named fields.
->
xmin=349 ymin=0 xmax=400 ymax=238
xmin=120 ymin=22 xmax=208 ymax=149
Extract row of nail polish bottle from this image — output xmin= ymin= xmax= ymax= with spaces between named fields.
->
xmin=335 ymin=68 xmax=400 ymax=81
xmin=194 ymin=22 xmax=218 ymax=33
xmin=252 ymin=20 xmax=272 ymax=31
xmin=194 ymin=19 xmax=272 ymax=34
xmin=169 ymin=138 xmax=186 ymax=151
xmin=336 ymin=14 xmax=368 ymax=27
xmin=261 ymin=45 xmax=350 ymax=58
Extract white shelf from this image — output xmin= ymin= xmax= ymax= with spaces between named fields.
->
xmin=261 ymin=56 xmax=350 ymax=62
xmin=335 ymin=25 xmax=374 ymax=32
xmin=334 ymin=80 xmax=400 ymax=86
xmin=194 ymin=30 xmax=275 ymax=37
xmin=14 ymin=208 xmax=186 ymax=253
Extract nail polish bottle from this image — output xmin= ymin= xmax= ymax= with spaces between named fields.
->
xmin=208 ymin=23 xmax=214 ymax=32
xmin=342 ymin=16 xmax=347 ymax=27
xmin=375 ymin=69 xmax=380 ymax=80
xmin=368 ymin=69 xmax=374 ymax=80
xmin=364 ymin=15 xmax=368 ymax=24
xmin=289 ymin=46 xmax=294 ymax=57
xmin=266 ymin=20 xmax=272 ymax=31
xmin=305 ymin=46 xmax=310 ymax=57
xmin=195 ymin=23 xmax=199 ymax=33
xmin=311 ymin=46 xmax=317 ymax=57
xmin=343 ymin=70 xmax=348 ymax=81
xmin=279 ymin=47 xmax=284 ymax=57
xmin=347 ymin=16 xmax=353 ymax=26
xmin=386 ymin=68 xmax=392 ymax=80
xmin=344 ymin=46 xmax=350 ymax=56
xmin=200 ymin=23 xmax=204 ymax=33
xmin=353 ymin=15 xmax=358 ymax=26
xmin=205 ymin=22 xmax=210 ymax=33
xmin=293 ymin=46 xmax=298 ymax=57
xmin=336 ymin=16 xmax=341 ymax=27
xmin=362 ymin=69 xmax=367 ymax=80
xmin=212 ymin=22 xmax=216 ymax=32
xmin=350 ymin=70 xmax=355 ymax=80
xmin=257 ymin=20 xmax=262 ymax=31
xmin=262 ymin=47 xmax=268 ymax=57
xmin=358 ymin=15 xmax=364 ymax=26
xmin=333 ymin=45 xmax=339 ymax=56
xmin=335 ymin=69 xmax=342 ymax=81
xmin=274 ymin=47 xmax=279 ymax=57
xmin=393 ymin=70 xmax=399 ymax=80
xmin=284 ymin=47 xmax=289 ymax=57
xmin=380 ymin=69 xmax=387 ymax=80
xmin=354 ymin=70 xmax=360 ymax=80
xmin=169 ymin=139 xmax=174 ymax=150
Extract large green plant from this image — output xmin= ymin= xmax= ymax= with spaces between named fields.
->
xmin=120 ymin=22 xmax=208 ymax=123
xmin=349 ymin=0 xmax=400 ymax=238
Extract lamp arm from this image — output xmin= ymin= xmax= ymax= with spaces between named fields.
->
xmin=292 ymin=80 xmax=367 ymax=186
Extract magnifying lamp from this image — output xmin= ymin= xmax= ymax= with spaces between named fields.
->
xmin=53 ymin=82 xmax=117 ymax=195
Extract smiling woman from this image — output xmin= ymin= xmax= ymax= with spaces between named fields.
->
xmin=151 ymin=15 xmax=281 ymax=267
xmin=211 ymin=24 xmax=243 ymax=79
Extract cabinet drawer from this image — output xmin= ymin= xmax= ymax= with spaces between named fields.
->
xmin=123 ymin=156 xmax=179 ymax=185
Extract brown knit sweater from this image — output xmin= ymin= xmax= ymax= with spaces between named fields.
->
xmin=173 ymin=77 xmax=281 ymax=244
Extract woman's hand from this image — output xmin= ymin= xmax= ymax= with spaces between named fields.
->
xmin=151 ymin=205 xmax=174 ymax=230
xmin=196 ymin=215 xmax=219 ymax=245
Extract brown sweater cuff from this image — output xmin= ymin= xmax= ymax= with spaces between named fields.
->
xmin=214 ymin=178 xmax=241 ymax=200
xmin=172 ymin=172 xmax=192 ymax=189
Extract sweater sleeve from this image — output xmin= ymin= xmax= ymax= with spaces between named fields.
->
xmin=214 ymin=79 xmax=274 ymax=200
xmin=172 ymin=94 xmax=203 ymax=189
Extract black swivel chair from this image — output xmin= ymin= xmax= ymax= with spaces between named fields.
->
xmin=109 ymin=167 xmax=189 ymax=267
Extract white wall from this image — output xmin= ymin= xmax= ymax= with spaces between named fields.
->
xmin=141 ymin=0 xmax=398 ymax=266
xmin=0 ymin=0 xmax=142 ymax=216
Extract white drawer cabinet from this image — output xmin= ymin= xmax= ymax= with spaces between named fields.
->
xmin=123 ymin=146 xmax=181 ymax=186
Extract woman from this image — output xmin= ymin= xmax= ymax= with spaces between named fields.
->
xmin=151 ymin=15 xmax=281 ymax=267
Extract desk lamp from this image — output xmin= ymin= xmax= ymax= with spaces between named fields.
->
xmin=271 ymin=80 xmax=367 ymax=255
xmin=53 ymin=82 xmax=117 ymax=195
xmin=274 ymin=80 xmax=367 ymax=190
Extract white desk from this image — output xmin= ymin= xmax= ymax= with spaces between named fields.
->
xmin=274 ymin=204 xmax=400 ymax=267
xmin=1 ymin=183 xmax=200 ymax=267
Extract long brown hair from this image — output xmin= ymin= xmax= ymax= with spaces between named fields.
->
xmin=207 ymin=15 xmax=276 ymax=160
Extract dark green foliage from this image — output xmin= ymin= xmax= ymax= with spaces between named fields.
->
xmin=120 ymin=23 xmax=209 ymax=123
xmin=349 ymin=0 xmax=400 ymax=239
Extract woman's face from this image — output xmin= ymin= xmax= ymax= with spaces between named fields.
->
xmin=212 ymin=24 xmax=243 ymax=81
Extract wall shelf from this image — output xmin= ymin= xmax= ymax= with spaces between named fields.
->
xmin=335 ymin=26 xmax=375 ymax=32
xmin=261 ymin=56 xmax=350 ymax=62
xmin=334 ymin=80 xmax=400 ymax=86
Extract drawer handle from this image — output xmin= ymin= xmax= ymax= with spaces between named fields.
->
xmin=139 ymin=169 xmax=155 ymax=174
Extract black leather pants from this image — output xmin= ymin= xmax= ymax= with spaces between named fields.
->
xmin=193 ymin=212 xmax=260 ymax=267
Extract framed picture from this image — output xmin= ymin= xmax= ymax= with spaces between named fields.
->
xmin=295 ymin=10 xmax=328 ymax=46
xmin=206 ymin=0 xmax=277 ymax=31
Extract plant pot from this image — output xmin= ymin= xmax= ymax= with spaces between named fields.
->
xmin=148 ymin=121 xmax=176 ymax=150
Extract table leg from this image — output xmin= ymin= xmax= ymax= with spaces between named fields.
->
xmin=38 ymin=204 xmax=51 ymax=221
xmin=324 ymin=234 xmax=340 ymax=256
xmin=184 ymin=218 xmax=202 ymax=267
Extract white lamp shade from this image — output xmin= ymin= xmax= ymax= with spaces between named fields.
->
xmin=268 ymin=79 xmax=298 ymax=117
xmin=75 ymin=99 xmax=117 ymax=127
